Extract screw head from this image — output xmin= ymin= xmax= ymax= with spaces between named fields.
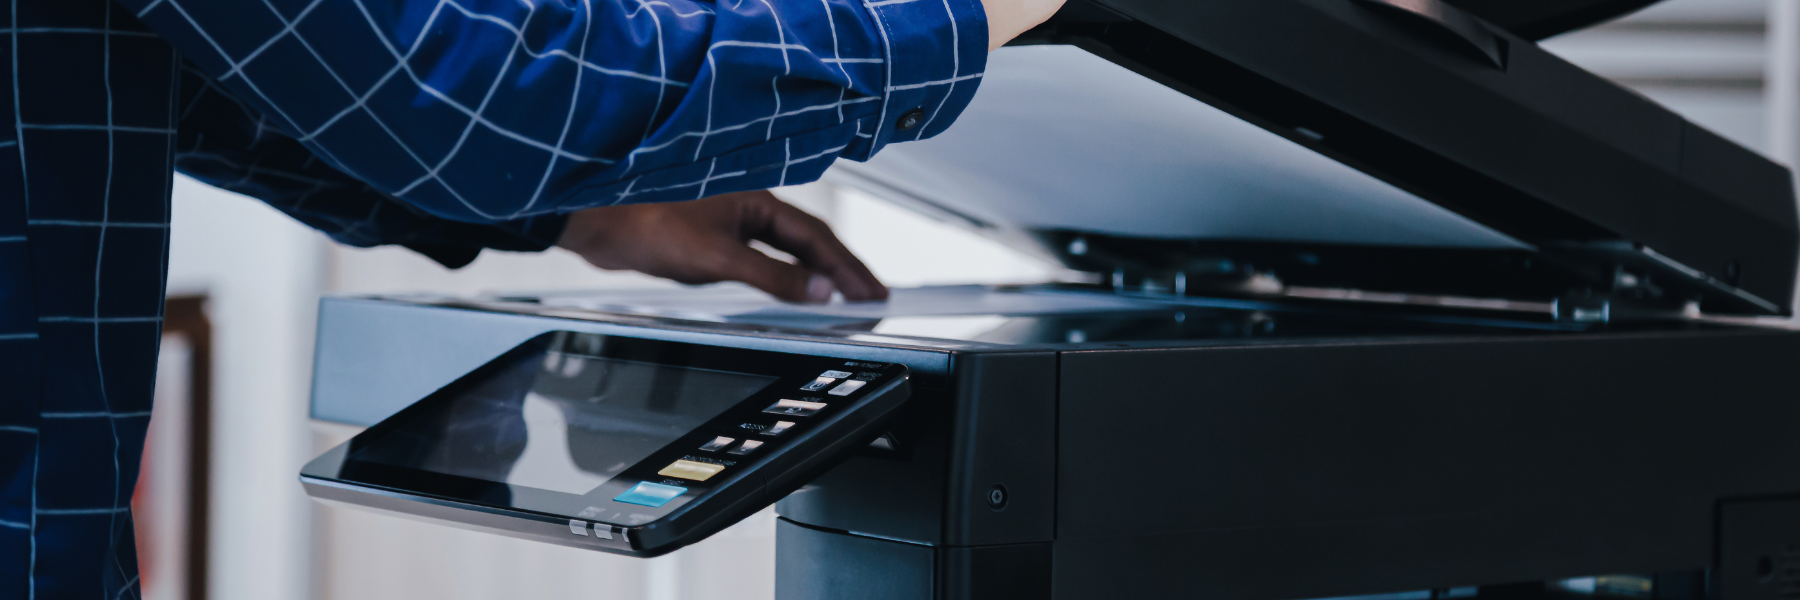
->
xmin=896 ymin=108 xmax=926 ymax=131
xmin=987 ymin=484 xmax=1008 ymax=510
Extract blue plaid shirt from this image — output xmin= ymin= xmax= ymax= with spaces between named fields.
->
xmin=0 ymin=0 xmax=986 ymax=595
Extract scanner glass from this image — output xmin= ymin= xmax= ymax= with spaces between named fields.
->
xmin=349 ymin=350 xmax=776 ymax=496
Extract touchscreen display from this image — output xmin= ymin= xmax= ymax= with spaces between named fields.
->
xmin=350 ymin=349 xmax=779 ymax=496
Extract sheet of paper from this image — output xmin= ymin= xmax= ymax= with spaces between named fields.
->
xmin=535 ymin=285 xmax=1159 ymax=326
xmin=829 ymin=45 xmax=1528 ymax=249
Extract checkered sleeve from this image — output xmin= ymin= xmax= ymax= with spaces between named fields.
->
xmin=118 ymin=0 xmax=988 ymax=224
xmin=173 ymin=62 xmax=565 ymax=268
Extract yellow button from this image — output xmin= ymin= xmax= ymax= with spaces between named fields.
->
xmin=657 ymin=459 xmax=726 ymax=482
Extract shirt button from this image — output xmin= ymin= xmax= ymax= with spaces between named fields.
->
xmin=895 ymin=108 xmax=926 ymax=131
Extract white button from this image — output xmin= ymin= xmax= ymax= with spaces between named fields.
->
xmin=765 ymin=421 xmax=796 ymax=436
xmin=728 ymin=440 xmax=765 ymax=455
xmin=592 ymin=524 xmax=614 ymax=540
xmin=569 ymin=519 xmax=588 ymax=536
xmin=764 ymin=399 xmax=828 ymax=417
xmin=699 ymin=436 xmax=734 ymax=452
xmin=801 ymin=377 xmax=835 ymax=391
xmin=821 ymin=370 xmax=853 ymax=379
xmin=828 ymin=380 xmax=867 ymax=396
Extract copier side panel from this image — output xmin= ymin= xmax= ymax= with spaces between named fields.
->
xmin=1054 ymin=328 xmax=1800 ymax=599
xmin=773 ymin=383 xmax=956 ymax=545
xmin=775 ymin=351 xmax=1059 ymax=548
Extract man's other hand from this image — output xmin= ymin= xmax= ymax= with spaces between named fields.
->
xmin=982 ymin=0 xmax=1066 ymax=50
xmin=556 ymin=190 xmax=889 ymax=303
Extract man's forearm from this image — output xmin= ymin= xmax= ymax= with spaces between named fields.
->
xmin=980 ymin=0 xmax=1066 ymax=50
xmin=172 ymin=61 xmax=566 ymax=269
xmin=122 ymin=0 xmax=990 ymax=224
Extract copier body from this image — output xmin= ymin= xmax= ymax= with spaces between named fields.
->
xmin=309 ymin=0 xmax=1800 ymax=596
xmin=310 ymin=289 xmax=1800 ymax=599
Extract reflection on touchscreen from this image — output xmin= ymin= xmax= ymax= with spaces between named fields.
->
xmin=351 ymin=349 xmax=778 ymax=497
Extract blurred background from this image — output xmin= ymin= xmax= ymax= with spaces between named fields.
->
xmin=136 ymin=0 xmax=1795 ymax=598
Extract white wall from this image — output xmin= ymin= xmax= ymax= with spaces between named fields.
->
xmin=1544 ymin=0 xmax=1772 ymax=153
xmin=165 ymin=174 xmax=325 ymax=600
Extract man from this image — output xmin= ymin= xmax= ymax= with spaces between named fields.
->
xmin=0 ymin=0 xmax=1063 ymax=595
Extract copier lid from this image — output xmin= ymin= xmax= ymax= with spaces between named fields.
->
xmin=829 ymin=0 xmax=1799 ymax=317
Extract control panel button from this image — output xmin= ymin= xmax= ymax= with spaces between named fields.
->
xmin=764 ymin=399 xmax=828 ymax=417
xmin=699 ymin=436 xmax=734 ymax=452
xmin=801 ymin=376 xmax=835 ymax=391
xmin=569 ymin=519 xmax=589 ymax=535
xmin=727 ymin=440 xmax=765 ymax=455
xmin=591 ymin=523 xmax=614 ymax=540
xmin=614 ymin=482 xmax=687 ymax=508
xmin=828 ymin=380 xmax=866 ymax=396
xmin=764 ymin=421 xmax=796 ymax=437
xmin=657 ymin=459 xmax=727 ymax=482
xmin=821 ymin=370 xmax=853 ymax=379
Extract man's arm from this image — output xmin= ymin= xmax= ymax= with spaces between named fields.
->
xmin=120 ymin=0 xmax=1013 ymax=224
xmin=176 ymin=62 xmax=887 ymax=300
xmin=174 ymin=62 xmax=563 ymax=269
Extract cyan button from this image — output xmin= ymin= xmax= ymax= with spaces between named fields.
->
xmin=614 ymin=482 xmax=687 ymax=508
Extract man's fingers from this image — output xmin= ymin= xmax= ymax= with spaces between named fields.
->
xmin=710 ymin=243 xmax=833 ymax=303
xmin=555 ymin=191 xmax=887 ymax=304
xmin=751 ymin=197 xmax=889 ymax=301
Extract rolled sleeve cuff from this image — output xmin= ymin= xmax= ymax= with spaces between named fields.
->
xmin=846 ymin=0 xmax=989 ymax=160
xmin=511 ymin=213 xmax=572 ymax=252
xmin=406 ymin=213 xmax=569 ymax=270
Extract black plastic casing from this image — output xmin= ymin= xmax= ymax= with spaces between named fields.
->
xmin=774 ymin=327 xmax=1800 ymax=600
xmin=307 ymin=297 xmax=1800 ymax=598
xmin=1009 ymin=0 xmax=1800 ymax=317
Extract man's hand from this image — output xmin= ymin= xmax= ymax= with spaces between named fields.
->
xmin=981 ymin=0 xmax=1066 ymax=50
xmin=556 ymin=190 xmax=889 ymax=303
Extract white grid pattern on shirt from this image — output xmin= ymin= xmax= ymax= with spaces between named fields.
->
xmin=97 ymin=6 xmax=128 ymax=595
xmin=514 ymin=0 xmax=594 ymax=218
xmin=176 ymin=59 xmax=561 ymax=255
xmin=915 ymin=0 xmax=960 ymax=134
xmin=138 ymin=0 xmax=972 ymax=224
xmin=11 ymin=0 xmax=27 ymax=592
xmin=861 ymin=0 xmax=895 ymax=155
xmin=4 ymin=0 xmax=976 ymax=581
xmin=7 ymin=4 xmax=181 ymax=597
xmin=390 ymin=10 xmax=526 ymax=200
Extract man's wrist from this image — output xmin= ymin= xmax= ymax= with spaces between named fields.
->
xmin=979 ymin=0 xmax=1066 ymax=50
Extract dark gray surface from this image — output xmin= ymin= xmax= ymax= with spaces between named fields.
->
xmin=776 ymin=520 xmax=935 ymax=600
xmin=1718 ymin=498 xmax=1800 ymax=600
xmin=1053 ymin=329 xmax=1800 ymax=599
xmin=777 ymin=352 xmax=1060 ymax=547
xmin=941 ymin=543 xmax=1053 ymax=600
xmin=942 ymin=352 xmax=1057 ymax=546
xmin=311 ymin=296 xmax=1800 ymax=597
xmin=842 ymin=0 xmax=1799 ymax=315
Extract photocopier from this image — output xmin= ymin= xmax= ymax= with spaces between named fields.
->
xmin=304 ymin=0 xmax=1800 ymax=598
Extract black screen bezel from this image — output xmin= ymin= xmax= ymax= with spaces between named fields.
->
xmin=301 ymin=330 xmax=907 ymax=530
